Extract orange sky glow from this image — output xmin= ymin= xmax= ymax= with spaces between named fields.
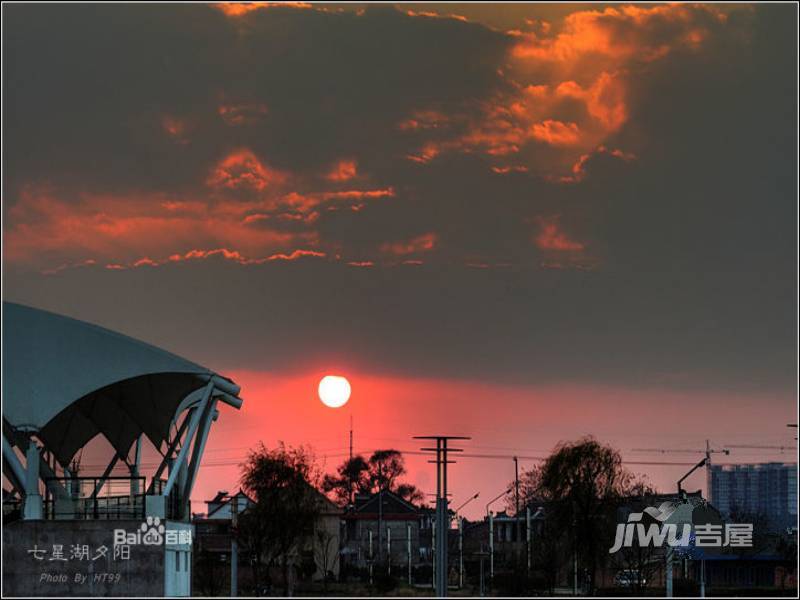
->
xmin=188 ymin=370 xmax=795 ymax=519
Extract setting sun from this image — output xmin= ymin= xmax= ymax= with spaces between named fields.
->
xmin=318 ymin=375 xmax=351 ymax=408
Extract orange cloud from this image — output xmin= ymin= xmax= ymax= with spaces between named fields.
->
xmin=558 ymin=145 xmax=636 ymax=183
xmin=214 ymin=2 xmax=311 ymax=17
xmin=555 ymin=74 xmax=627 ymax=132
xmin=325 ymin=159 xmax=358 ymax=182
xmin=380 ymin=232 xmax=438 ymax=256
xmin=41 ymin=259 xmax=97 ymax=276
xmin=207 ymin=148 xmax=287 ymax=192
xmin=511 ymin=4 xmax=726 ymax=65
xmin=161 ymin=115 xmax=190 ymax=143
xmin=347 ymin=260 xmax=374 ymax=268
xmin=267 ymin=249 xmax=326 ymax=261
xmin=99 ymin=247 xmax=326 ymax=272
xmin=534 ymin=216 xmax=585 ymax=252
xmin=405 ymin=9 xmax=468 ymax=23
xmin=398 ymin=109 xmax=449 ymax=132
xmin=491 ymin=165 xmax=529 ymax=174
xmin=530 ymin=120 xmax=581 ymax=146
xmin=218 ymin=103 xmax=268 ymax=127
xmin=401 ymin=4 xmax=727 ymax=178
xmin=5 ymin=185 xmax=321 ymax=271
xmin=320 ymin=188 xmax=394 ymax=201
xmin=406 ymin=142 xmax=441 ymax=164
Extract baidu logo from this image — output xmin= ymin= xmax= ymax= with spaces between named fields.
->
xmin=140 ymin=516 xmax=165 ymax=545
xmin=113 ymin=517 xmax=191 ymax=547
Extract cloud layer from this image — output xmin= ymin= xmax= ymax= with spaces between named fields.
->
xmin=3 ymin=3 xmax=796 ymax=393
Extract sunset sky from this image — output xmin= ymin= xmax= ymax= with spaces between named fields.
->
xmin=3 ymin=3 xmax=796 ymax=518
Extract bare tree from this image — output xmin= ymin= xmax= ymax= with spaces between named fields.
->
xmin=314 ymin=527 xmax=340 ymax=593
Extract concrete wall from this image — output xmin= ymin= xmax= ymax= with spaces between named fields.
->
xmin=3 ymin=520 xmax=164 ymax=596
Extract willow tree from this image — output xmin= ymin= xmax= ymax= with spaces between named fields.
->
xmin=512 ymin=437 xmax=642 ymax=594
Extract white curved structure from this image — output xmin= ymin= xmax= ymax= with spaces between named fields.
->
xmin=2 ymin=301 xmax=243 ymax=522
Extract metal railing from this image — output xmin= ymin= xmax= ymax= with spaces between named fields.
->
xmin=43 ymin=476 xmax=146 ymax=520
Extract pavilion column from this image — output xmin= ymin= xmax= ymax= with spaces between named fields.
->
xmin=23 ymin=443 xmax=43 ymax=520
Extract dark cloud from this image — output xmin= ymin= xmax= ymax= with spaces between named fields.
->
xmin=3 ymin=3 xmax=796 ymax=395
xmin=3 ymin=4 xmax=509 ymax=194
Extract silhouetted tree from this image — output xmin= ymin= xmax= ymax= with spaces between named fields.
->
xmin=512 ymin=437 xmax=640 ymax=595
xmin=323 ymin=449 xmax=424 ymax=505
xmin=322 ymin=455 xmax=371 ymax=504
xmin=395 ymin=482 xmax=424 ymax=504
xmin=239 ymin=442 xmax=322 ymax=596
xmin=607 ymin=481 xmax=664 ymax=595
xmin=368 ymin=449 xmax=405 ymax=491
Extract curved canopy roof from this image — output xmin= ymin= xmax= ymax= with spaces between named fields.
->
xmin=3 ymin=302 xmax=241 ymax=467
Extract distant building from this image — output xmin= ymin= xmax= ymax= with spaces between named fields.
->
xmin=340 ymin=490 xmax=424 ymax=572
xmin=461 ymin=508 xmax=546 ymax=573
xmin=709 ymin=463 xmax=798 ymax=531
xmin=192 ymin=490 xmax=256 ymax=596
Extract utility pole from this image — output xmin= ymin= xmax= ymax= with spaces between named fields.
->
xmin=666 ymin=546 xmax=673 ymax=598
xmin=573 ymin=550 xmax=578 ymax=596
xmin=489 ymin=513 xmax=494 ymax=581
xmin=368 ymin=529 xmax=373 ymax=585
xmin=704 ymin=439 xmax=713 ymax=497
xmin=513 ymin=455 xmax=520 ymax=515
xmin=700 ymin=554 xmax=706 ymax=598
xmin=348 ymin=414 xmax=354 ymax=505
xmin=572 ymin=512 xmax=578 ymax=596
xmin=513 ymin=456 xmax=520 ymax=558
xmin=476 ymin=549 xmax=488 ymax=597
xmin=230 ymin=494 xmax=238 ymax=598
xmin=458 ymin=517 xmax=464 ymax=588
xmin=432 ymin=518 xmax=436 ymax=589
xmin=415 ymin=435 xmax=470 ymax=598
xmin=407 ymin=522 xmax=412 ymax=585
xmin=526 ymin=506 xmax=531 ymax=575
xmin=378 ymin=488 xmax=383 ymax=565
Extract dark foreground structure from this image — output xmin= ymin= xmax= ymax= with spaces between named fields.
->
xmin=2 ymin=302 xmax=243 ymax=596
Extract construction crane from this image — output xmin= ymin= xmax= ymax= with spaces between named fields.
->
xmin=631 ymin=439 xmax=730 ymax=496
xmin=724 ymin=444 xmax=796 ymax=453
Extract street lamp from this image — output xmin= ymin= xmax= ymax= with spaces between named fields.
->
xmin=485 ymin=486 xmax=512 ymax=517
xmin=451 ymin=492 xmax=478 ymax=591
xmin=484 ymin=486 xmax=512 ymax=588
xmin=453 ymin=492 xmax=480 ymax=517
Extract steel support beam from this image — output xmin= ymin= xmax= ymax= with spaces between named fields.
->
xmin=91 ymin=454 xmax=120 ymax=499
xmin=3 ymin=435 xmax=27 ymax=495
xmin=147 ymin=409 xmax=193 ymax=494
xmin=24 ymin=443 xmax=43 ymax=519
xmin=163 ymin=380 xmax=214 ymax=497
xmin=183 ymin=403 xmax=217 ymax=510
